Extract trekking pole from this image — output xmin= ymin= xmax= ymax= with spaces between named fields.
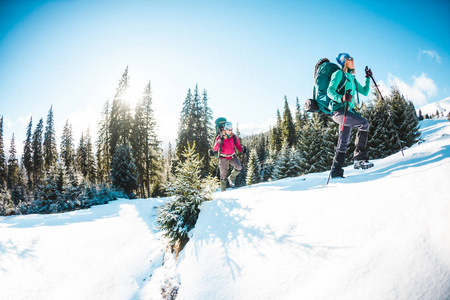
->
xmin=366 ymin=66 xmax=404 ymax=156
xmin=326 ymin=99 xmax=349 ymax=185
xmin=341 ymin=99 xmax=349 ymax=132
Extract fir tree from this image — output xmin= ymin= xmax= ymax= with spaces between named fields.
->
xmin=164 ymin=142 xmax=174 ymax=183
xmin=289 ymin=146 xmax=303 ymax=177
xmin=76 ymin=133 xmax=87 ymax=178
xmin=133 ymin=81 xmax=162 ymax=197
xmin=156 ymin=143 xmax=217 ymax=253
xmin=246 ymin=149 xmax=261 ymax=185
xmin=269 ymin=110 xmax=282 ymax=154
xmin=0 ymin=116 xmax=6 ymax=188
xmin=176 ymin=88 xmax=193 ymax=161
xmin=365 ymin=90 xmax=401 ymax=159
xmin=272 ymin=139 xmax=291 ymax=180
xmin=110 ymin=67 xmax=131 ymax=158
xmin=60 ymin=120 xmax=77 ymax=184
xmin=418 ymin=109 xmax=424 ymax=121
xmin=298 ymin=114 xmax=329 ymax=174
xmin=32 ymin=118 xmax=44 ymax=185
xmin=175 ymin=85 xmax=213 ymax=176
xmin=76 ymin=130 xmax=96 ymax=183
xmin=23 ymin=117 xmax=33 ymax=187
xmin=262 ymin=150 xmax=275 ymax=182
xmin=85 ymin=129 xmax=96 ymax=183
xmin=281 ymin=96 xmax=296 ymax=147
xmin=256 ymin=134 xmax=266 ymax=163
xmin=199 ymin=89 xmax=214 ymax=174
xmin=7 ymin=134 xmax=20 ymax=190
xmin=389 ymin=87 xmax=420 ymax=148
xmin=96 ymin=99 xmax=111 ymax=184
xmin=111 ymin=144 xmax=138 ymax=197
xmin=294 ymin=97 xmax=307 ymax=133
xmin=43 ymin=106 xmax=58 ymax=172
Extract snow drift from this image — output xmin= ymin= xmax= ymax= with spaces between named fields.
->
xmin=1 ymin=118 xmax=450 ymax=300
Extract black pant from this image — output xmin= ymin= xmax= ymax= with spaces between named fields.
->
xmin=331 ymin=109 xmax=369 ymax=169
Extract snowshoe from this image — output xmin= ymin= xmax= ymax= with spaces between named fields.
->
xmin=354 ymin=160 xmax=374 ymax=170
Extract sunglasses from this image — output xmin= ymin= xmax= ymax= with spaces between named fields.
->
xmin=226 ymin=128 xmax=233 ymax=131
xmin=346 ymin=57 xmax=354 ymax=61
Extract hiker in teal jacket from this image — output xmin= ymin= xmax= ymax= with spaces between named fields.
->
xmin=327 ymin=52 xmax=374 ymax=178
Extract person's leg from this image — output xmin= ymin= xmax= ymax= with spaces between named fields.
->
xmin=333 ymin=109 xmax=371 ymax=164
xmin=228 ymin=157 xmax=242 ymax=187
xmin=331 ymin=109 xmax=352 ymax=175
xmin=219 ymin=158 xmax=230 ymax=191
xmin=354 ymin=130 xmax=369 ymax=161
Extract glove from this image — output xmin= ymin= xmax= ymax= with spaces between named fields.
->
xmin=341 ymin=90 xmax=352 ymax=103
xmin=365 ymin=67 xmax=373 ymax=78
xmin=242 ymin=146 xmax=248 ymax=154
xmin=208 ymin=149 xmax=215 ymax=157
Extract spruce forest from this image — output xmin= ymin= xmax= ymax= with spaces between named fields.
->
xmin=0 ymin=67 xmax=421 ymax=216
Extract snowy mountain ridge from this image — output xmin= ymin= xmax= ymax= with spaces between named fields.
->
xmin=417 ymin=97 xmax=450 ymax=117
xmin=1 ymin=118 xmax=450 ymax=300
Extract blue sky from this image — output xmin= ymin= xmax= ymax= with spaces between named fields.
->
xmin=1 ymin=0 xmax=449 ymax=152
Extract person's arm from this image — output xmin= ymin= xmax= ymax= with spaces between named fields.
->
xmin=356 ymin=77 xmax=371 ymax=96
xmin=235 ymin=135 xmax=244 ymax=153
xmin=327 ymin=70 xmax=345 ymax=103
xmin=213 ymin=134 xmax=223 ymax=151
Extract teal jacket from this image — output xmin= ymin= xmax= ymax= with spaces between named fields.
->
xmin=327 ymin=70 xmax=370 ymax=113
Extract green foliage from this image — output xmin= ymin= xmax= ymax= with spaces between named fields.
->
xmin=157 ymin=143 xmax=218 ymax=250
xmin=132 ymin=81 xmax=163 ymax=198
xmin=43 ymin=106 xmax=58 ymax=172
xmin=246 ymin=149 xmax=261 ymax=185
xmin=111 ymin=144 xmax=138 ymax=197
xmin=281 ymin=96 xmax=296 ymax=147
xmin=32 ymin=118 xmax=44 ymax=185
xmin=272 ymin=139 xmax=291 ymax=180
xmin=7 ymin=134 xmax=20 ymax=190
xmin=175 ymin=85 xmax=214 ymax=176
xmin=109 ymin=67 xmax=132 ymax=158
xmin=0 ymin=116 xmax=6 ymax=188
xmin=96 ymin=99 xmax=111 ymax=184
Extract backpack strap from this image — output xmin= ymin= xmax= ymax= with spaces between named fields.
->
xmin=336 ymin=70 xmax=349 ymax=95
xmin=353 ymin=75 xmax=360 ymax=105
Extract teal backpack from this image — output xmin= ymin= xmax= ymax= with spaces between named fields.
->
xmin=305 ymin=58 xmax=348 ymax=114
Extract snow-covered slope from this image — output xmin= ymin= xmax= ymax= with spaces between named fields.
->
xmin=418 ymin=97 xmax=450 ymax=117
xmin=1 ymin=118 xmax=450 ymax=300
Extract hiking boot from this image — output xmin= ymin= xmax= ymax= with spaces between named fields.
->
xmin=227 ymin=176 xmax=235 ymax=188
xmin=220 ymin=180 xmax=227 ymax=192
xmin=331 ymin=167 xmax=344 ymax=178
xmin=354 ymin=160 xmax=374 ymax=170
xmin=227 ymin=169 xmax=240 ymax=188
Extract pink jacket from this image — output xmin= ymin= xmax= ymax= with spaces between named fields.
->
xmin=213 ymin=133 xmax=243 ymax=159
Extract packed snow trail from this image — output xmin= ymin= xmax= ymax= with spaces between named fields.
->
xmin=1 ymin=118 xmax=449 ymax=300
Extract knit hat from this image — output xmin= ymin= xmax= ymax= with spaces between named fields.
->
xmin=336 ymin=53 xmax=351 ymax=68
xmin=224 ymin=122 xmax=233 ymax=129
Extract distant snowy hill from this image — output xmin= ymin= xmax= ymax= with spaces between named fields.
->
xmin=417 ymin=97 xmax=450 ymax=117
xmin=1 ymin=118 xmax=450 ymax=300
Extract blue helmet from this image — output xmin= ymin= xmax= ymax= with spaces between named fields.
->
xmin=336 ymin=53 xmax=351 ymax=68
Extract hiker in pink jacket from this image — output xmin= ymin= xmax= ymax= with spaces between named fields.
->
xmin=213 ymin=121 xmax=246 ymax=191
